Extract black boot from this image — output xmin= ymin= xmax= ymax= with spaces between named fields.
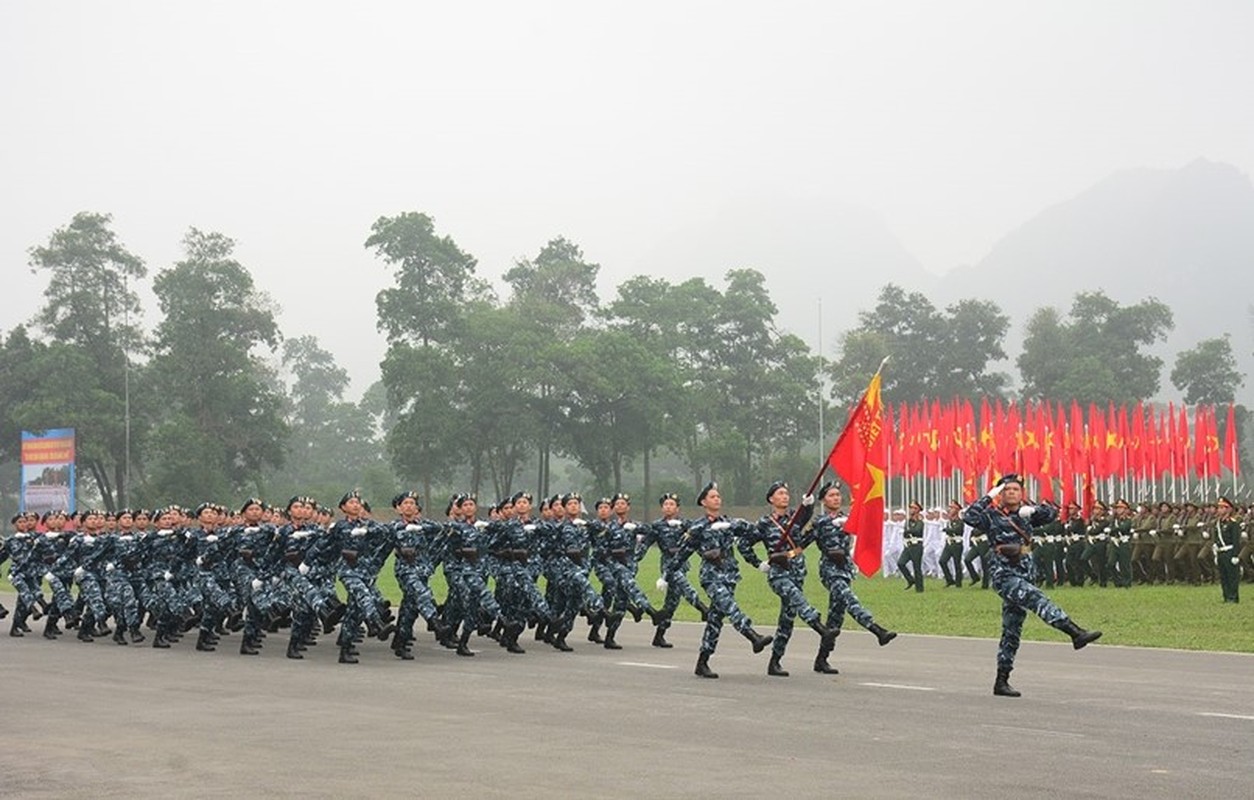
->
xmin=76 ymin=625 xmax=94 ymax=643
xmin=695 ymin=652 xmax=718 ymax=679
xmin=651 ymin=626 xmax=672 ymax=648
xmin=586 ymin=619 xmax=604 ymax=644
xmin=195 ymin=630 xmax=216 ymax=651
xmin=505 ymin=623 xmax=526 ymax=654
xmin=993 ymin=667 xmax=1020 ymax=697
xmin=807 ymin=617 xmax=835 ymax=647
xmin=113 ymin=627 xmax=128 ymax=645
xmin=456 ymin=627 xmax=476 ymax=657
xmin=43 ymin=615 xmax=62 ymax=639
xmin=813 ymin=648 xmax=839 ymax=675
xmin=767 ymin=654 xmax=789 ymax=677
xmin=1055 ymin=619 xmax=1102 ymax=650
xmin=286 ymin=638 xmax=304 ymax=659
xmin=9 ymin=609 xmax=27 ymax=637
xmin=742 ymin=626 xmax=773 ymax=653
xmin=552 ymin=631 xmax=574 ymax=652
xmin=129 ymin=627 xmax=146 ymax=644
xmin=868 ymin=623 xmax=898 ymax=646
xmin=534 ymin=620 xmax=548 ymax=642
xmin=33 ymin=596 xmax=48 ymax=621
xmin=604 ymin=631 xmax=622 ymax=650
xmin=240 ymin=637 xmax=260 ymax=655
xmin=338 ymin=644 xmax=359 ymax=664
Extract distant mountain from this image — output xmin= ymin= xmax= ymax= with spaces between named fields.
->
xmin=945 ymin=159 xmax=1254 ymax=401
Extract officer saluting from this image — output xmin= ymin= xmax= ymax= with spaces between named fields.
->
xmin=962 ymin=474 xmax=1102 ymax=697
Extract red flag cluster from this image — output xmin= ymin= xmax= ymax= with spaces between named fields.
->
xmin=880 ymin=399 xmax=1240 ymax=500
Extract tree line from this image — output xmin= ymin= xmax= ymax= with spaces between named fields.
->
xmin=0 ymin=211 xmax=1245 ymax=514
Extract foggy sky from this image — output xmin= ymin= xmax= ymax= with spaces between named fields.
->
xmin=3 ymin=1 xmax=1252 ymax=393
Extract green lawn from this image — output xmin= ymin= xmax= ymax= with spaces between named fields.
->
xmin=6 ymin=560 xmax=1250 ymax=653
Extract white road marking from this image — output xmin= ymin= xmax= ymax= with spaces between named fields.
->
xmin=981 ymin=724 xmax=1086 ymax=739
xmin=859 ymin=682 xmax=936 ymax=692
xmin=1197 ymin=712 xmax=1254 ymax=721
xmin=617 ymin=661 xmax=678 ymax=670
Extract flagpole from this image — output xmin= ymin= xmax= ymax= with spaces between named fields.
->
xmin=780 ymin=357 xmax=889 ymax=545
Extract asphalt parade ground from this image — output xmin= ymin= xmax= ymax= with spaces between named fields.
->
xmin=2 ymin=593 xmax=1251 ymax=799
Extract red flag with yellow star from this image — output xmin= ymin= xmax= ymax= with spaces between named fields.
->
xmin=827 ymin=371 xmax=886 ymax=576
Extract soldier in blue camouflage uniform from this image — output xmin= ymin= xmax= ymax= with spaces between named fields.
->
xmin=962 ymin=474 xmax=1103 ymax=697
xmin=807 ymin=483 xmax=897 ymax=674
xmin=104 ymin=509 xmax=146 ymax=644
xmin=597 ymin=493 xmax=660 ymax=649
xmin=187 ymin=503 xmax=237 ymax=652
xmin=145 ymin=507 xmax=194 ymax=648
xmin=487 ymin=491 xmax=552 ymax=654
xmin=443 ymin=495 xmax=491 ymax=656
xmin=331 ymin=490 xmax=395 ymax=663
xmin=35 ymin=511 xmax=79 ymax=637
xmin=676 ymin=482 xmax=774 ymax=678
xmin=231 ymin=498 xmax=280 ymax=655
xmin=546 ymin=494 xmax=607 ymax=652
xmin=389 ymin=491 xmax=449 ymax=658
xmin=637 ymin=493 xmax=710 ymax=648
xmin=736 ymin=481 xmax=835 ymax=676
xmin=277 ymin=497 xmax=337 ymax=659
xmin=6 ymin=512 xmax=45 ymax=636
xmin=53 ymin=509 xmax=113 ymax=642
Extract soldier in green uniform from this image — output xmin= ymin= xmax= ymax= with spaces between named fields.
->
xmin=1236 ymin=504 xmax=1252 ymax=583
xmin=1129 ymin=502 xmax=1156 ymax=584
xmin=1064 ymin=501 xmax=1088 ymax=586
xmin=964 ymin=520 xmax=991 ymax=588
xmin=1083 ymin=501 xmax=1111 ymax=587
xmin=896 ymin=501 xmax=925 ymax=592
xmin=1034 ymin=508 xmax=1064 ymax=589
xmin=1214 ymin=496 xmax=1241 ymax=603
xmin=1106 ymin=499 xmax=1134 ymax=589
xmin=1195 ymin=501 xmax=1218 ymax=584
xmin=1147 ymin=501 xmax=1177 ymax=584
xmin=939 ymin=501 xmax=966 ymax=588
xmin=1172 ymin=502 xmax=1202 ymax=585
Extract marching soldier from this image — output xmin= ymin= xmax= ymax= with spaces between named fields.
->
xmin=939 ymin=501 xmax=965 ymax=588
xmin=897 ymin=501 xmax=925 ymax=592
xmin=637 ymin=492 xmax=710 ymax=649
xmin=962 ymin=474 xmax=1102 ymax=697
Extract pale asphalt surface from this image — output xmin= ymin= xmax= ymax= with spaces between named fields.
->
xmin=1 ymin=591 xmax=1250 ymax=799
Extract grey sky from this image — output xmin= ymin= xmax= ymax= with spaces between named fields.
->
xmin=4 ymin=1 xmax=1252 ymax=391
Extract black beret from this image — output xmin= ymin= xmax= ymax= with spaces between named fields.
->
xmin=658 ymin=492 xmax=680 ymax=506
xmin=697 ymin=482 xmax=717 ymax=506
xmin=765 ymin=481 xmax=788 ymax=502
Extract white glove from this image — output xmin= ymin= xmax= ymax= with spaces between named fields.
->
xmin=163 ymin=570 xmax=173 ymax=581
xmin=291 ymin=530 xmax=311 ymax=540
xmin=1132 ymin=533 xmax=1140 ymax=541
xmin=45 ymin=531 xmax=58 ymax=539
xmin=523 ymin=524 xmax=537 ymax=532
xmin=105 ymin=562 xmax=115 ymax=572
xmin=987 ymin=484 xmax=1004 ymax=499
xmin=1148 ymin=530 xmax=1157 ymax=535
xmin=1172 ymin=524 xmax=1182 ymax=531
xmin=1242 ymin=531 xmax=1250 ymax=540
xmin=405 ymin=524 xmax=421 ymax=532
xmin=298 ymin=562 xmax=310 ymax=575
xmin=1201 ymin=531 xmax=1210 ymax=540
xmin=1233 ymin=557 xmax=1241 ymax=565
xmin=245 ymin=526 xmax=260 ymax=534
xmin=43 ymin=571 xmax=54 ymax=582
xmin=801 ymin=494 xmax=814 ymax=506
xmin=573 ymin=518 xmax=587 ymax=527
xmin=656 ymin=577 xmax=668 ymax=591
xmin=667 ymin=519 xmax=682 ymax=528
xmin=711 ymin=522 xmax=732 ymax=531
xmin=623 ymin=522 xmax=637 ymax=531
xmin=834 ymin=516 xmax=848 ymax=526
xmin=195 ymin=556 xmax=204 ymax=566
xmin=119 ymin=535 xmax=133 ymax=542
xmin=184 ymin=531 xmax=195 ymax=539
xmin=157 ymin=528 xmax=174 ymax=536
xmin=473 ymin=520 xmax=488 ymax=530
xmin=82 ymin=536 xmax=96 ymax=546
xmin=251 ymin=578 xmax=263 ymax=591
xmin=73 ymin=567 xmax=84 ymax=582
xmin=1018 ymin=506 xmax=1036 ymax=520
xmin=351 ymin=527 xmax=367 ymax=537
xmin=270 ymin=576 xmax=281 ymax=586
xmin=1176 ymin=530 xmax=1184 ymax=538
xmin=1103 ymin=527 xmax=1112 ymax=534
xmin=758 ymin=561 xmax=771 ymax=573
xmin=206 ymin=534 xmax=218 ymax=543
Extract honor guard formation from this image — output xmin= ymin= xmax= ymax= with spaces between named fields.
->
xmin=3 ymin=476 xmax=1247 ymax=694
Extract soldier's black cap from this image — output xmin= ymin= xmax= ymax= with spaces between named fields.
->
xmin=816 ymin=482 xmax=839 ymax=502
xmin=286 ymin=495 xmax=312 ymax=511
xmin=194 ymin=502 xmax=215 ymax=518
xmin=40 ymin=509 xmax=66 ymax=523
xmin=115 ymin=508 xmax=135 ymax=519
xmin=995 ymin=473 xmax=1024 ymax=487
xmin=338 ymin=489 xmax=363 ymax=509
xmin=10 ymin=513 xmax=23 ymax=524
xmin=511 ymin=491 xmax=533 ymax=505
xmin=1217 ymin=496 xmax=1235 ymax=509
xmin=456 ymin=493 xmax=476 ymax=508
xmin=445 ymin=494 xmax=463 ymax=516
xmin=595 ymin=497 xmax=612 ymax=509
xmin=547 ymin=495 xmax=562 ymax=509
xmin=610 ymin=492 xmax=630 ymax=505
xmin=239 ymin=497 xmax=265 ymax=515
xmin=765 ymin=481 xmax=788 ymax=502
xmin=392 ymin=491 xmax=422 ymax=510
xmin=658 ymin=492 xmax=680 ymax=506
xmin=697 ymin=481 xmax=717 ymax=506
xmin=562 ymin=492 xmax=582 ymax=505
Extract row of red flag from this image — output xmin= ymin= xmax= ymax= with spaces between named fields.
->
xmin=821 ymin=388 xmax=1241 ymax=577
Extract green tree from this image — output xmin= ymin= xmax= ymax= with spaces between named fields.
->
xmin=1171 ymin=335 xmax=1243 ymax=405
xmin=26 ymin=212 xmax=147 ymax=508
xmin=140 ymin=229 xmax=287 ymax=502
xmin=1018 ymin=291 xmax=1174 ymax=404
